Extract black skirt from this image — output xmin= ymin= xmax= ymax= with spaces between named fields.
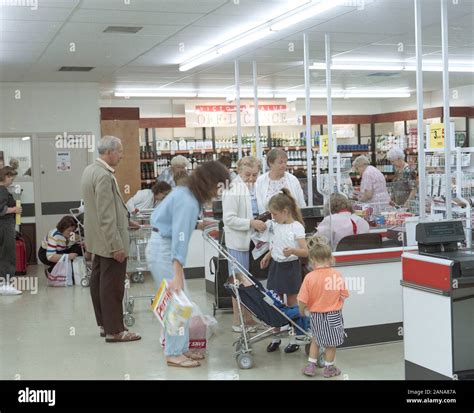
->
xmin=267 ymin=259 xmax=302 ymax=295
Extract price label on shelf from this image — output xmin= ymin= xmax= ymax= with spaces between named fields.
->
xmin=171 ymin=151 xmax=176 ymax=155
xmin=429 ymin=123 xmax=445 ymax=150
xmin=296 ymin=146 xmax=300 ymax=151
xmin=201 ymin=150 xmax=206 ymax=154
xmin=189 ymin=150 xmax=194 ymax=155
xmin=320 ymin=135 xmax=329 ymax=155
xmin=216 ymin=149 xmax=221 ymax=154
xmin=157 ymin=151 xmax=162 ymax=156
xmin=284 ymin=146 xmax=289 ymax=151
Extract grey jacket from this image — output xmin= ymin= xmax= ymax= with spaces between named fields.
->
xmin=81 ymin=160 xmax=130 ymax=258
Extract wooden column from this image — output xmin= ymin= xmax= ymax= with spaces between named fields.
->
xmin=100 ymin=108 xmax=140 ymax=202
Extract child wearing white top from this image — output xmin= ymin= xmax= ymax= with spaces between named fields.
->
xmin=260 ymin=188 xmax=308 ymax=353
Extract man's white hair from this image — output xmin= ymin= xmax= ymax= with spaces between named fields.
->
xmin=97 ymin=136 xmax=122 ymax=155
xmin=387 ymin=146 xmax=405 ymax=161
xmin=171 ymin=155 xmax=189 ymax=167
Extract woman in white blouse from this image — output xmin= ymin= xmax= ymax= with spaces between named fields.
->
xmin=222 ymin=156 xmax=266 ymax=332
xmin=255 ymin=148 xmax=306 ymax=214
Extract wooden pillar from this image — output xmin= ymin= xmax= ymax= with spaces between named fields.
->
xmin=100 ymin=108 xmax=140 ymax=202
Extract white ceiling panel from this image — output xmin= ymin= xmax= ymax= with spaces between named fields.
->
xmin=0 ymin=0 xmax=471 ymax=95
xmin=0 ymin=20 xmax=61 ymax=33
xmin=0 ymin=41 xmax=49 ymax=52
xmin=0 ymin=49 xmax=42 ymax=63
xmin=59 ymin=22 xmax=182 ymax=38
xmin=69 ymin=9 xmax=204 ymax=26
xmin=80 ymin=0 xmax=226 ymax=14
xmin=0 ymin=6 xmax=73 ymax=21
xmin=0 ymin=30 xmax=56 ymax=43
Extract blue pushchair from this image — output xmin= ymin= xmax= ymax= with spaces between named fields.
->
xmin=203 ymin=227 xmax=325 ymax=369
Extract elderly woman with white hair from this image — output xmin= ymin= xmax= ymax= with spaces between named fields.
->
xmin=352 ymin=155 xmax=390 ymax=213
xmin=387 ymin=146 xmax=417 ymax=208
xmin=157 ymin=155 xmax=189 ymax=188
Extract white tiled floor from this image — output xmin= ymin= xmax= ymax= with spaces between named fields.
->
xmin=0 ymin=266 xmax=404 ymax=380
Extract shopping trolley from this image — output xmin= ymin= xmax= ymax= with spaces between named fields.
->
xmin=123 ymin=210 xmax=154 ymax=327
xmin=203 ymin=225 xmax=323 ymax=370
xmin=69 ymin=204 xmax=92 ymax=287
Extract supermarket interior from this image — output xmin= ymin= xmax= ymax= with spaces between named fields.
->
xmin=0 ymin=0 xmax=473 ymax=385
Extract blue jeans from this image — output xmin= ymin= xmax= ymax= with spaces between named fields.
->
xmin=146 ymin=232 xmax=190 ymax=357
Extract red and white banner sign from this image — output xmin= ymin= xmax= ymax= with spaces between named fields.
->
xmin=185 ymin=101 xmax=298 ymax=127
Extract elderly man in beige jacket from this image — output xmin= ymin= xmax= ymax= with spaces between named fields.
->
xmin=81 ymin=136 xmax=141 ymax=343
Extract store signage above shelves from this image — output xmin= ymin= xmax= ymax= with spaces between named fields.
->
xmin=185 ymin=101 xmax=298 ymax=127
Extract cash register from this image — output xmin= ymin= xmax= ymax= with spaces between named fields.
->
xmin=402 ymin=220 xmax=474 ymax=380
xmin=416 ymin=220 xmax=474 ymax=283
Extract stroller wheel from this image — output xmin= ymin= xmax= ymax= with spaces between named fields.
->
xmin=80 ymin=277 xmax=90 ymax=288
xmin=131 ymin=273 xmax=140 ymax=283
xmin=124 ymin=314 xmax=135 ymax=327
xmin=236 ymin=353 xmax=254 ymax=370
xmin=138 ymin=273 xmax=145 ymax=283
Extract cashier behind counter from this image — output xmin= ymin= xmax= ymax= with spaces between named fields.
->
xmin=315 ymin=193 xmax=369 ymax=249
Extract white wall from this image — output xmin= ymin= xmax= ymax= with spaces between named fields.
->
xmin=1 ymin=83 xmax=100 ymax=141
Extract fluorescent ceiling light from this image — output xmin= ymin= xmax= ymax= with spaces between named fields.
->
xmin=115 ymin=92 xmax=197 ymax=98
xmin=22 ymin=136 xmax=30 ymax=141
xmin=271 ymin=0 xmax=343 ymax=31
xmin=179 ymin=0 xmax=344 ymax=72
xmin=218 ymin=29 xmax=272 ymax=55
xmin=274 ymin=89 xmax=411 ymax=98
xmin=310 ymin=60 xmax=474 ymax=73
xmin=116 ymin=88 xmax=410 ymax=99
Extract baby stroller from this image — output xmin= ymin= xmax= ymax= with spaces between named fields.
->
xmin=203 ymin=226 xmax=325 ymax=370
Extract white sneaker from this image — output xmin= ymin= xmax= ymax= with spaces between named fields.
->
xmin=232 ymin=325 xmax=257 ymax=333
xmin=0 ymin=284 xmax=23 ymax=296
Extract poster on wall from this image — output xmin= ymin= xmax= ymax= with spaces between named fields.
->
xmin=185 ymin=101 xmax=298 ymax=127
xmin=56 ymin=151 xmax=71 ymax=172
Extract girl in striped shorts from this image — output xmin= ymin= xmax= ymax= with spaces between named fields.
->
xmin=297 ymin=235 xmax=349 ymax=378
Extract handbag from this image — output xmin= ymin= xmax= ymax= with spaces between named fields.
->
xmin=48 ymin=255 xmax=73 ymax=287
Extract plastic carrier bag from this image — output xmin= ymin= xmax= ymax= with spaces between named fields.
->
xmin=188 ymin=303 xmax=218 ymax=354
xmin=72 ymin=257 xmax=87 ymax=286
xmin=48 ymin=255 xmax=73 ymax=287
xmin=160 ymin=301 xmax=218 ymax=353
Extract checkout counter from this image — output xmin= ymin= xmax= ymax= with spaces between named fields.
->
xmin=402 ymin=220 xmax=474 ymax=380
xmin=204 ymin=202 xmax=414 ymax=349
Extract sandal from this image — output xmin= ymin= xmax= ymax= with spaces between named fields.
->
xmin=105 ymin=331 xmax=141 ymax=343
xmin=184 ymin=351 xmax=205 ymax=361
xmin=167 ymin=358 xmax=201 ymax=368
xmin=100 ymin=326 xmax=127 ymax=338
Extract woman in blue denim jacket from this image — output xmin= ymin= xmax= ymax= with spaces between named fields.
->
xmin=146 ymin=161 xmax=230 ymax=368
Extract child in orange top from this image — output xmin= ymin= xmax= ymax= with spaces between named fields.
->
xmin=297 ymin=235 xmax=349 ymax=378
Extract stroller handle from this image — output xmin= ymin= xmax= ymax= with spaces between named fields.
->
xmin=202 ymin=226 xmax=258 ymax=288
